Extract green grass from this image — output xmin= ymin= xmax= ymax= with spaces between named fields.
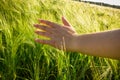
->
xmin=0 ymin=0 xmax=120 ymax=80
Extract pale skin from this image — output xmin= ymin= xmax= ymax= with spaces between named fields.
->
xmin=34 ymin=17 xmax=120 ymax=59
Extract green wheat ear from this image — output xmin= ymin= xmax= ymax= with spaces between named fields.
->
xmin=0 ymin=0 xmax=120 ymax=80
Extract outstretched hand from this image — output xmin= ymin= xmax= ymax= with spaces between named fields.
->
xmin=34 ymin=17 xmax=77 ymax=51
xmin=34 ymin=17 xmax=120 ymax=59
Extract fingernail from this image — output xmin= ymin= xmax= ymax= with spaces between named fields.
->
xmin=33 ymin=24 xmax=37 ymax=27
xmin=34 ymin=30 xmax=37 ymax=33
xmin=34 ymin=24 xmax=39 ymax=27
xmin=39 ymin=19 xmax=45 ymax=23
xmin=38 ymin=19 xmax=41 ymax=22
xmin=35 ymin=38 xmax=39 ymax=42
xmin=34 ymin=30 xmax=38 ymax=33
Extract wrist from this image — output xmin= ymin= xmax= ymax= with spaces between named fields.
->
xmin=69 ymin=34 xmax=79 ymax=52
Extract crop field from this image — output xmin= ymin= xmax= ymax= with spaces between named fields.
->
xmin=0 ymin=0 xmax=120 ymax=80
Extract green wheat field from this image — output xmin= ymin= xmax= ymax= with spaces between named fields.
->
xmin=0 ymin=0 xmax=120 ymax=80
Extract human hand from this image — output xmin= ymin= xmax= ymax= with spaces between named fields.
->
xmin=34 ymin=17 xmax=77 ymax=51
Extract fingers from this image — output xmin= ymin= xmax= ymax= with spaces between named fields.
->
xmin=34 ymin=24 xmax=51 ymax=32
xmin=39 ymin=19 xmax=59 ymax=28
xmin=35 ymin=39 xmax=50 ymax=44
xmin=38 ymin=17 xmax=72 ymax=28
xmin=62 ymin=16 xmax=71 ymax=27
xmin=35 ymin=39 xmax=55 ymax=46
xmin=63 ymin=27 xmax=76 ymax=33
xmin=35 ymin=31 xmax=52 ymax=38
xmin=62 ymin=17 xmax=77 ymax=33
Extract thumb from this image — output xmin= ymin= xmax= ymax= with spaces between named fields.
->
xmin=62 ymin=16 xmax=71 ymax=27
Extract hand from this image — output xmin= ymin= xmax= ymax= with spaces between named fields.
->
xmin=34 ymin=17 xmax=77 ymax=51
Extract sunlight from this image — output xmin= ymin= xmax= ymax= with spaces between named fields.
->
xmin=83 ymin=0 xmax=120 ymax=6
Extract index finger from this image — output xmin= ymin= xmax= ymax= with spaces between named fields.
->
xmin=39 ymin=19 xmax=60 ymax=28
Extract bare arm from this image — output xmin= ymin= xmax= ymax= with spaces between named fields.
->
xmin=34 ymin=17 xmax=120 ymax=59
xmin=73 ymin=29 xmax=120 ymax=59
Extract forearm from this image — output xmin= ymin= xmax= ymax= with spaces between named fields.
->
xmin=34 ymin=17 xmax=120 ymax=59
xmin=73 ymin=29 xmax=120 ymax=59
